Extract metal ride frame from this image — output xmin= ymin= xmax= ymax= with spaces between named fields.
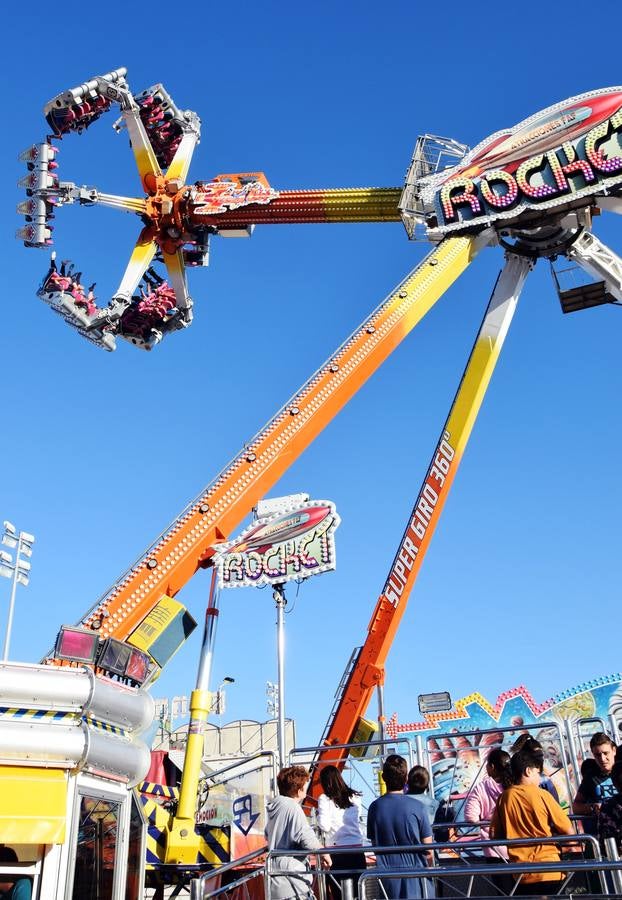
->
xmin=189 ymin=838 xmax=617 ymax=900
xmin=17 ymin=71 xmax=622 ymax=867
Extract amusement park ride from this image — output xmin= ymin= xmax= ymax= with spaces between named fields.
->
xmin=6 ymin=67 xmax=622 ymax=896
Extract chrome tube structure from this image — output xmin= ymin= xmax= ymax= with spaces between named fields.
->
xmin=202 ymin=750 xmax=279 ymax=794
xmin=358 ymin=858 xmax=616 ymax=900
xmin=0 ymin=662 xmax=153 ymax=785
xmin=0 ymin=661 xmax=153 ymax=729
xmin=604 ymin=837 xmax=622 ymax=895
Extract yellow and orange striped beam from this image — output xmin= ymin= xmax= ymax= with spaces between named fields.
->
xmin=309 ymin=253 xmax=531 ymax=789
xmin=79 ymin=235 xmax=482 ymax=643
xmin=121 ymin=106 xmax=162 ymax=192
xmin=114 ymin=230 xmax=158 ymax=299
xmin=193 ymin=187 xmax=403 ymax=227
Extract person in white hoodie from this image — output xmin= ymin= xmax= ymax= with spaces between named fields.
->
xmin=266 ymin=766 xmax=331 ymax=900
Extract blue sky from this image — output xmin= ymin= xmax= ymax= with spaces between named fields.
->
xmin=2 ymin=2 xmax=622 ymax=748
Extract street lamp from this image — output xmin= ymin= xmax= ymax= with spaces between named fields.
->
xmin=0 ymin=520 xmax=35 ymax=660
xmin=212 ymin=676 xmax=235 ymax=716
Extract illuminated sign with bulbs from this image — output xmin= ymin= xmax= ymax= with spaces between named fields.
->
xmin=423 ymin=88 xmax=622 ymax=233
xmin=215 ymin=499 xmax=340 ymax=589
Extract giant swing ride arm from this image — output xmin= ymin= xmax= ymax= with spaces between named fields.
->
xmin=307 ymin=252 xmax=532 ymax=799
xmin=163 ymin=236 xmax=491 ymax=864
xmin=67 ymin=233 xmax=485 ymax=866
xmin=75 ymin=235 xmax=483 ymax=655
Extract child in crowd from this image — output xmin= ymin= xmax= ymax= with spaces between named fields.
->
xmin=406 ymin=765 xmax=439 ymax=821
xmin=511 ymin=734 xmax=559 ymax=801
xmin=491 ymin=748 xmax=574 ymax=896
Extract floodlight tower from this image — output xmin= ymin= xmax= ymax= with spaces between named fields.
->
xmin=0 ymin=521 xmax=35 ymax=660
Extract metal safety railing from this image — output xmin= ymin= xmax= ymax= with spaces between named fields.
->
xmin=433 ymin=814 xmax=598 ymax=834
xmin=425 ymin=720 xmax=574 ymax=814
xmin=201 ymin=750 xmax=279 ymax=793
xmin=359 ymin=858 xmax=622 ymax=899
xmin=190 ymin=832 xmax=622 ymax=900
xmin=265 ymin=844 xmax=372 ymax=900
xmin=190 ymin=845 xmax=268 ymax=900
xmin=262 ymin=835 xmax=610 ymax=900
xmin=357 ymin=834 xmax=617 ymax=899
xmin=289 ymin=736 xmax=417 ymax=769
xmin=400 ymin=134 xmax=469 ymax=239
xmin=291 ymin=736 xmax=418 ymax=814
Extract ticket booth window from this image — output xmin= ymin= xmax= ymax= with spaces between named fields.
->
xmin=71 ymin=795 xmax=121 ymax=900
xmin=125 ymin=793 xmax=146 ymax=900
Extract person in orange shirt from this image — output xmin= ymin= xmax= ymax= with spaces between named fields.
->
xmin=491 ymin=748 xmax=574 ymax=895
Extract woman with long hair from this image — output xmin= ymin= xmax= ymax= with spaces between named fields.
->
xmin=318 ymin=765 xmax=367 ymax=898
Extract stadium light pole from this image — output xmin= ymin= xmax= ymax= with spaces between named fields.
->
xmin=0 ymin=521 xmax=35 ymax=661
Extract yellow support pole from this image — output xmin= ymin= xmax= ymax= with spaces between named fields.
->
xmin=166 ymin=579 xmax=220 ymax=863
xmin=165 ymin=688 xmax=211 ymax=863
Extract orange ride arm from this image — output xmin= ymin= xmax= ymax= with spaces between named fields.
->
xmin=79 ymin=235 xmax=482 ymax=645
xmin=308 ymin=252 xmax=531 ymax=794
xmin=193 ymin=187 xmax=403 ymax=227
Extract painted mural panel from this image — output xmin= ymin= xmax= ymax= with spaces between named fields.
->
xmin=387 ymin=674 xmax=622 ymax=818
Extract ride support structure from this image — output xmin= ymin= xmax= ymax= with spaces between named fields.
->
xmin=10 ymin=71 xmax=622 ymax=887
xmin=80 ymin=234 xmax=484 ymax=865
xmin=307 ymin=252 xmax=532 ymax=797
xmin=77 ymin=235 xmax=481 ymax=648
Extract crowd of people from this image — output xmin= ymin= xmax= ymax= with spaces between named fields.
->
xmin=265 ymin=731 xmax=622 ymax=900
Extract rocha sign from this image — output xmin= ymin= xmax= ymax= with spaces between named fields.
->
xmin=215 ymin=500 xmax=340 ymax=590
